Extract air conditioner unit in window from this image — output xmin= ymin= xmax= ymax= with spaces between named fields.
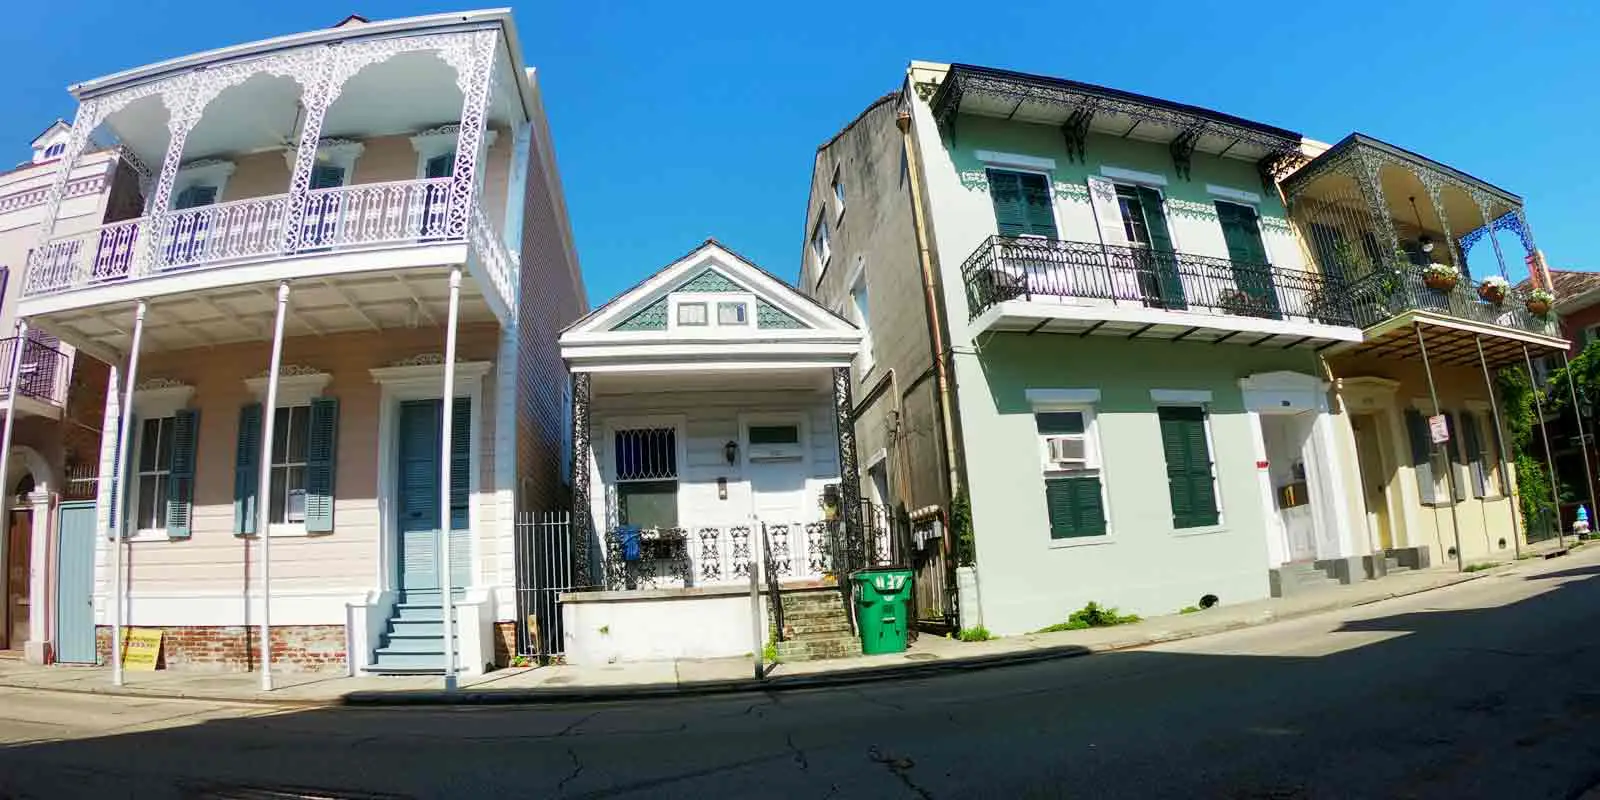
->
xmin=1046 ymin=436 xmax=1087 ymax=468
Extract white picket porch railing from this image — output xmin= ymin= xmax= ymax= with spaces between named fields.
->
xmin=22 ymin=178 xmax=517 ymax=318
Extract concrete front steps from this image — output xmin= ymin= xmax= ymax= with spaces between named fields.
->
xmin=367 ymin=591 xmax=462 ymax=674
xmin=1271 ymin=547 xmax=1431 ymax=598
xmin=774 ymin=587 xmax=860 ymax=662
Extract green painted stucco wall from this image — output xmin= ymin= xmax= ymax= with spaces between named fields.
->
xmin=955 ymin=333 xmax=1323 ymax=633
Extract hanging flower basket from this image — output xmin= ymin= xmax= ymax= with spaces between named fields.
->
xmin=1477 ymin=275 xmax=1509 ymax=305
xmin=1422 ymin=263 xmax=1459 ymax=292
xmin=1526 ymin=288 xmax=1555 ymax=317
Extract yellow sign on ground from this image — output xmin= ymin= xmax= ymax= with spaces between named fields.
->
xmin=122 ymin=628 xmax=164 ymax=671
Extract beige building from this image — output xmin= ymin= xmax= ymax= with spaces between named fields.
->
xmin=13 ymin=10 xmax=584 ymax=678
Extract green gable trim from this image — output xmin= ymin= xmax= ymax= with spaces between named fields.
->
xmin=611 ymin=297 xmax=668 ymax=331
xmin=677 ymin=269 xmax=744 ymax=293
xmin=756 ymin=299 xmax=808 ymax=329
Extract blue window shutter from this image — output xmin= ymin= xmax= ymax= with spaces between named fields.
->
xmin=166 ymin=409 xmax=200 ymax=539
xmin=1404 ymin=409 xmax=1437 ymax=504
xmin=449 ymin=399 xmax=471 ymax=532
xmin=234 ymin=404 xmax=262 ymax=535
xmin=107 ymin=412 xmax=137 ymax=540
xmin=304 ymin=397 xmax=340 ymax=533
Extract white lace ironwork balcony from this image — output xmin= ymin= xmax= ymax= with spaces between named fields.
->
xmin=22 ymin=177 xmax=517 ymax=319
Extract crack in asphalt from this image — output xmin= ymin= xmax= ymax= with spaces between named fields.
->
xmin=852 ymin=688 xmax=905 ymax=713
xmin=557 ymin=711 xmax=600 ymax=738
xmin=867 ymin=745 xmax=931 ymax=799
xmin=786 ymin=732 xmax=809 ymax=772
xmin=556 ymin=746 xmax=583 ymax=794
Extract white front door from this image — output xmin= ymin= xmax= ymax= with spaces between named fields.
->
xmin=743 ymin=418 xmax=809 ymax=575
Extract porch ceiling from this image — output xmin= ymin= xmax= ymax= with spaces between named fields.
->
xmin=1326 ymin=311 xmax=1568 ymax=369
xmin=33 ymin=266 xmax=495 ymax=361
xmin=591 ymin=367 xmax=833 ymax=396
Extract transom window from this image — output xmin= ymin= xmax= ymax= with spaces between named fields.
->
xmin=615 ymin=427 xmax=678 ymax=529
xmin=750 ymin=424 xmax=800 ymax=445
xmin=135 ymin=417 xmax=175 ymax=531
xmin=269 ymin=406 xmax=312 ymax=525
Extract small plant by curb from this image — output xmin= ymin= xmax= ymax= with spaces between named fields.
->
xmin=958 ymin=626 xmax=993 ymax=642
xmin=1036 ymin=602 xmax=1141 ymax=633
xmin=1463 ymin=562 xmax=1501 ymax=573
xmin=1178 ymin=605 xmax=1202 ymax=615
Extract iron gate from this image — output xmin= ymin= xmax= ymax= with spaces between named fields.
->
xmin=513 ymin=511 xmax=573 ymax=662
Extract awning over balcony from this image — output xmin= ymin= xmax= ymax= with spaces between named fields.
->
xmin=926 ymin=64 xmax=1306 ymax=183
xmin=1328 ymin=310 xmax=1567 ymax=369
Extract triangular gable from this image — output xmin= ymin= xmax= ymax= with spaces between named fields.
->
xmin=565 ymin=239 xmax=853 ymax=340
xmin=607 ymin=266 xmax=807 ymax=332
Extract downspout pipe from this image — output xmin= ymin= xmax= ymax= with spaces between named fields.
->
xmin=896 ymin=102 xmax=962 ymax=506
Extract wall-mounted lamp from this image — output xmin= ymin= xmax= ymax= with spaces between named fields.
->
xmin=717 ymin=476 xmax=728 ymax=501
xmin=723 ymin=440 xmax=739 ymax=464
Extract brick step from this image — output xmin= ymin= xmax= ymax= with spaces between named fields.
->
xmin=777 ymin=634 xmax=861 ymax=662
xmin=784 ymin=619 xmax=853 ymax=637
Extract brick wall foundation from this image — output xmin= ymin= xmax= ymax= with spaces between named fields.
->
xmin=493 ymin=621 xmax=517 ymax=666
xmin=95 ymin=625 xmax=346 ymax=673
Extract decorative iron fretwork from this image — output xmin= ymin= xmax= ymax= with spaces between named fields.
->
xmin=1059 ymin=108 xmax=1093 ymax=164
xmin=833 ymin=366 xmax=863 ymax=572
xmin=729 ymin=525 xmax=752 ymax=580
xmin=1343 ymin=262 xmax=1552 ymax=336
xmin=766 ymin=523 xmax=793 ymax=578
xmin=913 ymin=81 xmax=940 ymax=103
xmin=1257 ymin=149 xmax=1308 ymax=193
xmin=930 ymin=66 xmax=1300 ymax=158
xmin=1350 ymin=150 xmax=1401 ymax=259
xmin=603 ymin=527 xmax=691 ymax=590
xmin=958 ymin=235 xmax=1354 ymax=327
xmin=442 ymin=30 xmax=499 ymax=239
xmin=1169 ymin=126 xmax=1203 ymax=181
xmin=804 ymin=521 xmax=830 ymax=574
xmin=570 ymin=372 xmax=593 ymax=586
xmin=697 ymin=527 xmax=723 ymax=582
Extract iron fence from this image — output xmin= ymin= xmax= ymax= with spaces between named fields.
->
xmin=960 ymin=235 xmax=1353 ymax=326
xmin=513 ymin=510 xmax=572 ymax=661
xmin=1344 ymin=264 xmax=1555 ymax=336
xmin=0 ymin=336 xmax=68 ymax=406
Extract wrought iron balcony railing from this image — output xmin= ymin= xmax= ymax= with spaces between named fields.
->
xmin=22 ymin=177 xmax=518 ymax=308
xmin=0 ymin=336 xmax=69 ymax=407
xmin=1344 ymin=264 xmax=1556 ymax=336
xmin=961 ymin=236 xmax=1355 ymax=327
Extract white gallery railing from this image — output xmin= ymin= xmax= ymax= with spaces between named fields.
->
xmin=22 ymin=178 xmax=517 ymax=313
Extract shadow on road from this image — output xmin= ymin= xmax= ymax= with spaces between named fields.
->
xmin=1 ymin=567 xmax=1597 ymax=799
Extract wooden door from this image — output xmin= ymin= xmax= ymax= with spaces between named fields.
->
xmin=5 ymin=509 xmax=31 ymax=650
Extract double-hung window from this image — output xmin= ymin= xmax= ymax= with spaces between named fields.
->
xmin=130 ymin=408 xmax=200 ymax=539
xmin=268 ymin=406 xmax=311 ymax=526
xmin=615 ymin=427 xmax=679 ymax=529
xmin=1404 ymin=408 xmax=1449 ymax=504
xmin=1036 ymin=410 xmax=1105 ymax=538
xmin=1459 ymin=410 xmax=1498 ymax=498
xmin=135 ymin=417 xmax=176 ymax=532
xmin=811 ymin=218 xmax=832 ymax=268
xmin=1157 ymin=406 xmax=1219 ymax=528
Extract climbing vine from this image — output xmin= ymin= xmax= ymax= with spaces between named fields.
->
xmin=1497 ymin=366 xmax=1556 ymax=534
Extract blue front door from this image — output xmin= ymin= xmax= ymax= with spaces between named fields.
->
xmin=396 ymin=399 xmax=470 ymax=598
xmin=54 ymin=501 xmax=97 ymax=663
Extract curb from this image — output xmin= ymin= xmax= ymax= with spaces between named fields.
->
xmin=0 ymin=561 xmax=1560 ymax=708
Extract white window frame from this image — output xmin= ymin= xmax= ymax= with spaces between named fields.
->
xmin=123 ymin=383 xmax=195 ymax=541
xmin=131 ymin=415 xmax=176 ymax=541
xmin=1151 ymin=391 xmax=1226 ymax=533
xmin=283 ymin=139 xmax=365 ymax=188
xmin=675 ymin=301 xmax=709 ymax=327
xmin=1461 ymin=402 xmax=1503 ymax=500
xmin=264 ymin=405 xmax=313 ymax=535
xmin=410 ymin=126 xmax=499 ymax=179
xmin=1411 ymin=400 xmax=1455 ymax=507
xmin=604 ymin=415 xmax=687 ymax=531
xmin=668 ymin=292 xmax=757 ymax=335
xmin=740 ymin=413 xmax=810 ymax=467
xmin=847 ymin=257 xmax=874 ymax=378
xmin=1028 ymin=389 xmax=1112 ymax=546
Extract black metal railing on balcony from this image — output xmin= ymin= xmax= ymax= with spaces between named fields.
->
xmin=0 ymin=336 xmax=68 ymax=407
xmin=1344 ymin=263 xmax=1555 ymax=336
xmin=961 ymin=236 xmax=1354 ymax=327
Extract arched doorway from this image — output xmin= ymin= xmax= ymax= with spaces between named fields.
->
xmin=2 ymin=447 xmax=50 ymax=654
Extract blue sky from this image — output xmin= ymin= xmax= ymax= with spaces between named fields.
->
xmin=1 ymin=1 xmax=1595 ymax=306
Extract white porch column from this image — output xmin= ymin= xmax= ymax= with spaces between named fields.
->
xmin=439 ymin=267 xmax=463 ymax=690
xmin=25 ymin=490 xmax=52 ymax=664
xmin=140 ymin=79 xmax=208 ymax=276
xmin=257 ymin=282 xmax=290 ymax=691
xmin=0 ymin=321 xmax=30 ymax=638
xmin=111 ymin=301 xmax=148 ymax=686
xmin=1308 ymin=407 xmax=1360 ymax=559
xmin=29 ymin=100 xmax=100 ymax=259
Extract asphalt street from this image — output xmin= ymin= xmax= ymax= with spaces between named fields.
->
xmin=1 ymin=552 xmax=1598 ymax=799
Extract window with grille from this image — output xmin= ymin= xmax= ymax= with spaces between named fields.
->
xmin=615 ymin=427 xmax=678 ymax=528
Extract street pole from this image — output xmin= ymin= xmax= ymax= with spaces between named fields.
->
xmin=439 ymin=267 xmax=462 ymax=692
xmin=112 ymin=300 xmax=147 ymax=686
xmin=257 ymin=281 xmax=290 ymax=692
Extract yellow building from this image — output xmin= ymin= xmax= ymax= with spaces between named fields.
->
xmin=1282 ymin=134 xmax=1566 ymax=569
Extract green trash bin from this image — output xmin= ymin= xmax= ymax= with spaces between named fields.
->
xmin=852 ymin=568 xmax=915 ymax=655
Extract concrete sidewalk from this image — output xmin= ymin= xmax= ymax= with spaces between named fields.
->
xmin=2 ymin=542 xmax=1589 ymax=707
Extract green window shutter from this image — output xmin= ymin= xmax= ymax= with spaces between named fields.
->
xmin=449 ymin=399 xmax=471 ymax=532
xmin=1444 ymin=412 xmax=1469 ymax=501
xmin=1159 ymin=406 xmax=1218 ymax=528
xmin=234 ymin=404 xmax=262 ymax=535
xmin=987 ymin=170 xmax=1026 ymax=237
xmin=304 ymin=397 xmax=340 ymax=533
xmin=1137 ymin=186 xmax=1187 ymax=311
xmin=1019 ymin=173 xmax=1058 ymax=239
xmin=1045 ymin=476 xmax=1105 ymax=538
xmin=1404 ymin=409 xmax=1437 ymax=504
xmin=166 ymin=409 xmax=199 ymax=539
